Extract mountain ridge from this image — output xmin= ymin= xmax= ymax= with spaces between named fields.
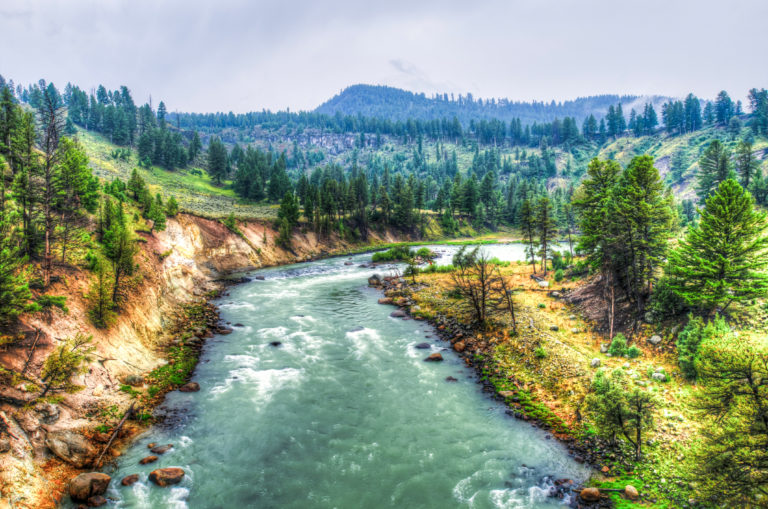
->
xmin=315 ymin=84 xmax=672 ymax=125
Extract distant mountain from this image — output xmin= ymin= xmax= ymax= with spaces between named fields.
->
xmin=315 ymin=84 xmax=670 ymax=126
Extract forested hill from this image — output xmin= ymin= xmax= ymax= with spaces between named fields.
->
xmin=315 ymin=84 xmax=665 ymax=125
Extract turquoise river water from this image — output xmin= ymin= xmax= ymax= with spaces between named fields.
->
xmin=102 ymin=244 xmax=588 ymax=508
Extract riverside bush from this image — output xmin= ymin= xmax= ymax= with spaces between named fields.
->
xmin=677 ymin=314 xmax=729 ymax=379
xmin=608 ymin=334 xmax=628 ymax=357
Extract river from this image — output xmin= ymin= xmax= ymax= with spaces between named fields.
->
xmin=104 ymin=243 xmax=588 ymax=508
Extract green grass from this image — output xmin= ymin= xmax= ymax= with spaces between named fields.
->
xmin=77 ymin=129 xmax=276 ymax=219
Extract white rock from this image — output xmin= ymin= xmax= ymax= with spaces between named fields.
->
xmin=590 ymin=358 xmax=601 ymax=368
xmin=648 ymin=335 xmax=662 ymax=345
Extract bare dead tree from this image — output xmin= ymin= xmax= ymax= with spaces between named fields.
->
xmin=450 ymin=247 xmax=498 ymax=326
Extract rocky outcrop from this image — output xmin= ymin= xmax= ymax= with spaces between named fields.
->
xmin=45 ymin=430 xmax=97 ymax=468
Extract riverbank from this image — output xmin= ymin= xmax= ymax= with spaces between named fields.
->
xmin=368 ymin=258 xmax=695 ymax=508
xmin=0 ymin=214 xmax=425 ymax=508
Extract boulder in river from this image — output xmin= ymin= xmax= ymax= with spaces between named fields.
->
xmin=140 ymin=455 xmax=158 ymax=464
xmin=377 ymin=297 xmax=393 ymax=305
xmin=46 ymin=430 xmax=97 ymax=468
xmin=269 ymin=341 xmax=282 ymax=347
xmin=149 ymin=467 xmax=185 ymax=487
xmin=121 ymin=474 xmax=139 ymax=486
xmin=445 ymin=376 xmax=458 ymax=382
xmin=424 ymin=353 xmax=443 ymax=362
xmin=179 ymin=382 xmax=200 ymax=392
xmin=390 ymin=310 xmax=406 ymax=318
xmin=87 ymin=495 xmax=107 ymax=506
xmin=69 ymin=472 xmax=110 ymax=502
xmin=414 ymin=342 xmax=431 ymax=349
xmin=150 ymin=444 xmax=173 ymax=454
xmin=368 ymin=274 xmax=381 ymax=286
xmin=253 ymin=275 xmax=265 ymax=281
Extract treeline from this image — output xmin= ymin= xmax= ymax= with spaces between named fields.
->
xmin=0 ymin=81 xmax=178 ymax=329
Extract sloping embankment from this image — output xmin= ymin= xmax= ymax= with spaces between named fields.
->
xmin=0 ymin=214 xmax=406 ymax=508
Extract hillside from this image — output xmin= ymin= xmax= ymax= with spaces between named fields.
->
xmin=315 ymin=84 xmax=669 ymax=125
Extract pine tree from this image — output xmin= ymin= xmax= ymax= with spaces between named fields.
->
xmin=612 ymin=155 xmax=674 ymax=311
xmin=54 ymin=137 xmax=95 ymax=263
xmin=207 ymin=136 xmax=228 ymax=185
xmin=165 ymin=196 xmax=179 ymax=216
xmin=668 ymin=179 xmax=768 ymax=314
xmin=102 ymin=203 xmax=138 ymax=304
xmin=735 ymin=140 xmax=758 ymax=188
xmin=0 ymin=184 xmax=30 ymax=325
xmin=697 ymin=139 xmax=733 ymax=203
xmin=535 ymin=196 xmax=558 ymax=274
xmin=519 ymin=198 xmax=537 ymax=272
xmin=188 ymin=131 xmax=202 ymax=162
xmin=40 ymin=334 xmax=94 ymax=396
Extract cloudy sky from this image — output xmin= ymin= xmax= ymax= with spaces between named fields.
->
xmin=2 ymin=0 xmax=766 ymax=113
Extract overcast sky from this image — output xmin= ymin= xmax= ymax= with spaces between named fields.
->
xmin=2 ymin=0 xmax=766 ymax=113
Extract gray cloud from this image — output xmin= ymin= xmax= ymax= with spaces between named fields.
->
xmin=1 ymin=0 xmax=766 ymax=112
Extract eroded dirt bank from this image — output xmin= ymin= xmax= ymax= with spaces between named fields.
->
xmin=0 ymin=214 xmax=407 ymax=508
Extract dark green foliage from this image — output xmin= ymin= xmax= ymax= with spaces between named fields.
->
xmin=40 ymin=334 xmax=94 ymax=396
xmin=668 ymin=179 xmax=768 ymax=313
xmin=535 ymin=196 xmax=558 ymax=274
xmin=607 ymin=333 xmax=628 ymax=357
xmin=575 ymin=156 xmax=674 ymax=315
xmin=165 ymin=196 xmax=179 ymax=216
xmin=101 ymin=202 xmax=138 ymax=304
xmin=554 ymin=269 xmax=564 ymax=282
xmin=206 ymin=136 xmax=228 ymax=185
xmin=372 ymin=245 xmax=414 ymax=262
xmin=676 ymin=314 xmax=729 ymax=380
xmin=646 ymin=276 xmax=687 ymax=322
xmin=34 ymin=295 xmax=68 ymax=314
xmin=626 ymin=345 xmax=641 ymax=358
xmin=0 ymin=222 xmax=30 ymax=325
xmin=693 ymin=334 xmax=768 ymax=504
xmin=696 ymin=139 xmax=733 ymax=203
xmin=586 ymin=369 xmax=658 ymax=460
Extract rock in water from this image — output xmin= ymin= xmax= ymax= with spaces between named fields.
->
xmin=179 ymin=382 xmax=200 ymax=392
xmin=140 ymin=455 xmax=158 ymax=464
xmin=414 ymin=342 xmax=430 ymax=349
xmin=269 ymin=341 xmax=282 ymax=347
xmin=368 ymin=274 xmax=381 ymax=286
xmin=453 ymin=340 xmax=466 ymax=352
xmin=121 ymin=474 xmax=139 ymax=486
xmin=87 ymin=495 xmax=107 ymax=507
xmin=445 ymin=376 xmax=458 ymax=382
xmin=149 ymin=467 xmax=185 ymax=487
xmin=150 ymin=444 xmax=173 ymax=454
xmin=425 ymin=353 xmax=443 ymax=362
xmin=580 ymin=487 xmax=600 ymax=502
xmin=46 ymin=430 xmax=97 ymax=468
xmin=624 ymin=485 xmax=639 ymax=500
xmin=69 ymin=472 xmax=111 ymax=502
xmin=390 ymin=310 xmax=407 ymax=318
